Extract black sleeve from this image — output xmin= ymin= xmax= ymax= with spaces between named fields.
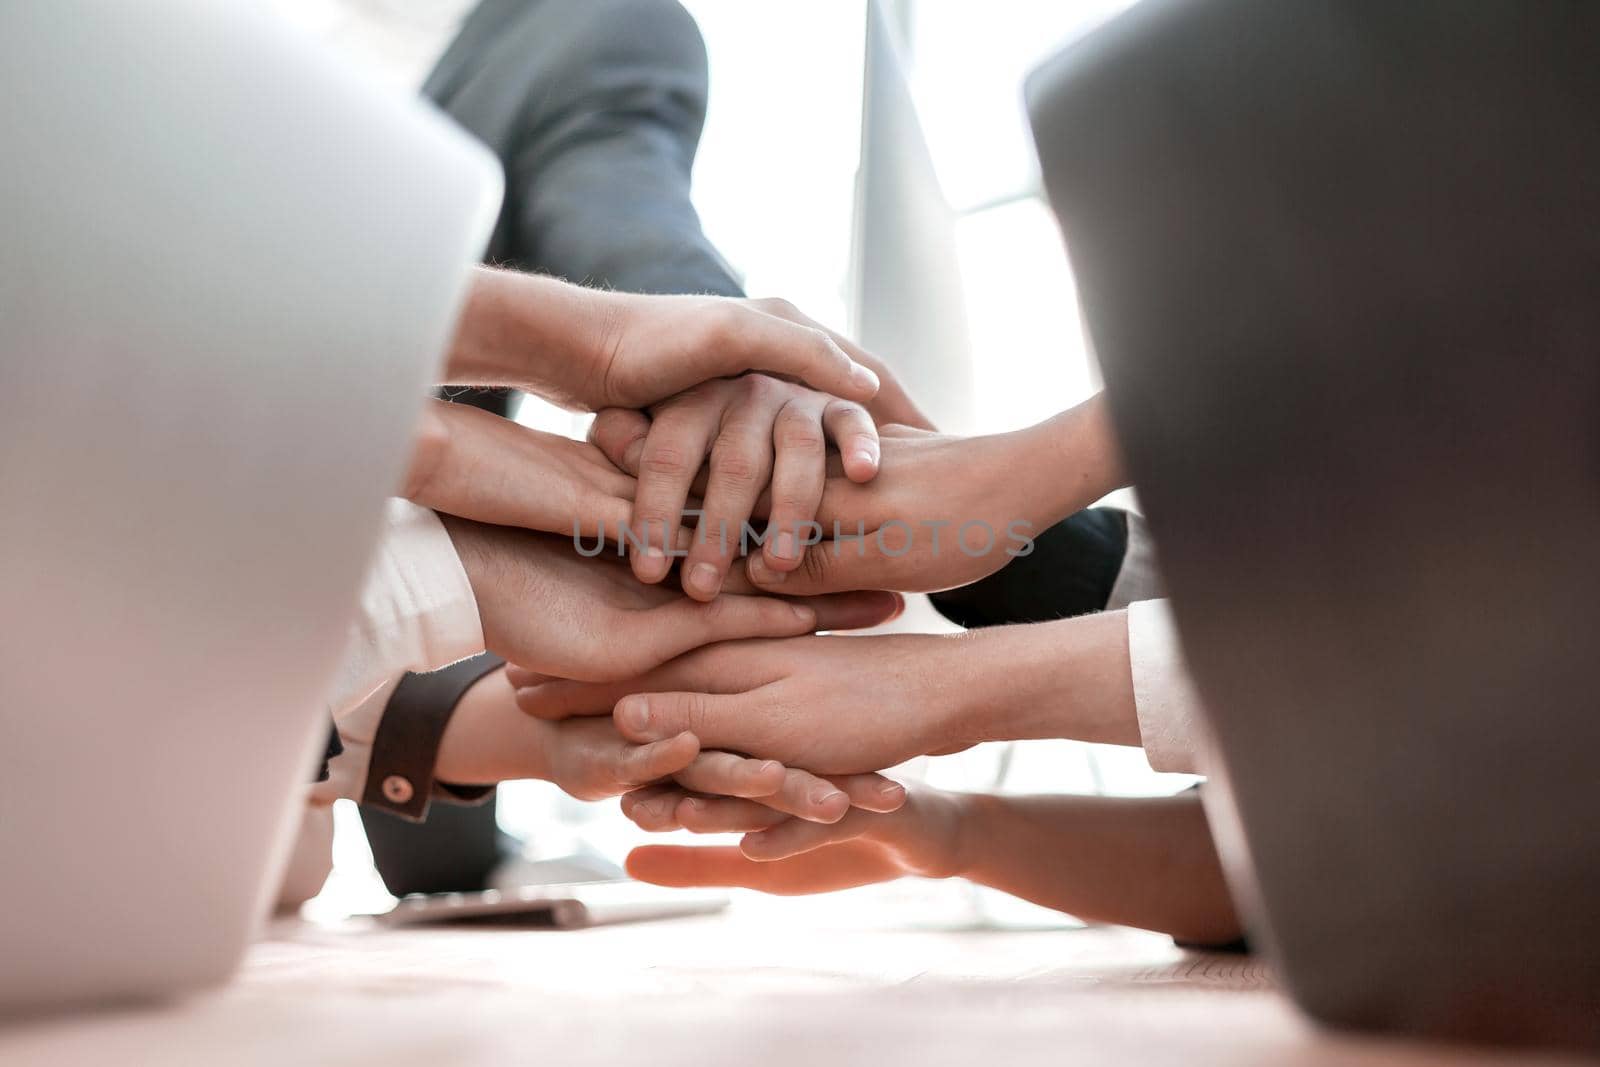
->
xmin=928 ymin=507 xmax=1130 ymax=629
xmin=359 ymin=653 xmax=507 ymax=822
xmin=314 ymin=719 xmax=344 ymax=782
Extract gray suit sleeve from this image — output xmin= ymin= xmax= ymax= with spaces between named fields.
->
xmin=504 ymin=0 xmax=742 ymax=297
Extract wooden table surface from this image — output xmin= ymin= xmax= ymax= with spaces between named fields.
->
xmin=1 ymin=900 xmax=1589 ymax=1067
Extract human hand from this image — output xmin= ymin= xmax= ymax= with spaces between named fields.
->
xmin=737 ymin=298 xmax=934 ymax=431
xmin=513 ymin=632 xmax=981 ymax=774
xmin=445 ymin=269 xmax=882 ymax=412
xmin=624 ymin=785 xmax=972 ymax=894
xmin=584 ymin=375 xmax=880 ymax=600
xmin=442 ymin=519 xmax=904 ymax=683
xmin=741 ymin=396 xmax=1126 ymax=596
xmin=403 ymin=399 xmax=661 ymax=543
xmin=436 ymin=669 xmax=899 ymax=823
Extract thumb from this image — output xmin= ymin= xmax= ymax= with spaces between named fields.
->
xmin=647 ymin=595 xmax=814 ymax=663
xmin=614 ymin=691 xmax=739 ymax=746
xmin=588 ymin=407 xmax=651 ymax=475
xmin=745 ymin=540 xmax=892 ymax=596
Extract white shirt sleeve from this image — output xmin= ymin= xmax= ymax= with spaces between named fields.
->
xmin=1126 ymin=598 xmax=1209 ymax=774
xmin=283 ymin=504 xmax=480 ymax=909
xmin=324 ymin=498 xmax=484 ymax=720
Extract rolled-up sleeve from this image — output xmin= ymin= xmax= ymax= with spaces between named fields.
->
xmin=325 ymin=498 xmax=484 ymax=719
xmin=1127 ymin=598 xmax=1209 ymax=774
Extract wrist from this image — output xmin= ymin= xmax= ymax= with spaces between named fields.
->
xmin=443 ymin=268 xmax=606 ymax=407
xmin=943 ymin=625 xmax=1056 ymax=746
xmin=1012 ymin=393 xmax=1128 ymax=526
xmin=435 ymin=671 xmax=553 ymax=786
xmin=951 ymin=614 xmax=1139 ymax=748
xmin=940 ymin=790 xmax=990 ymax=881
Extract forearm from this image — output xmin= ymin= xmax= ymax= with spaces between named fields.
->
xmin=1010 ymin=393 xmax=1128 ymax=527
xmin=433 ymin=668 xmax=552 ymax=787
xmin=951 ymin=612 xmax=1140 ymax=749
xmin=443 ymin=267 xmax=606 ymax=405
xmin=953 ymin=791 xmax=1241 ymax=945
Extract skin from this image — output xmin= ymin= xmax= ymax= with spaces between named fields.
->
xmin=444 ymin=268 xmax=883 ymax=411
xmin=626 ymin=786 xmax=1243 ymax=947
xmin=512 ymin=611 xmax=1140 ymax=774
xmin=403 ymin=399 xmax=668 ymax=544
xmin=585 ymin=375 xmax=879 ymax=600
xmin=432 ymin=669 xmax=906 ymax=824
xmin=735 ymin=396 xmax=1128 ymax=597
xmin=441 ymin=519 xmax=904 ymax=683
xmin=580 ymin=297 xmax=937 ymax=600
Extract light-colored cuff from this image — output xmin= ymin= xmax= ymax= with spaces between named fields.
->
xmin=1127 ymin=598 xmax=1207 ymax=774
xmin=326 ymin=498 xmax=484 ymax=718
xmin=1107 ymin=511 xmax=1167 ymax=609
xmin=311 ymin=678 xmax=397 ymax=805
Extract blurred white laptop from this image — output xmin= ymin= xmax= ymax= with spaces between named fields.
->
xmin=0 ymin=0 xmax=499 ymax=1011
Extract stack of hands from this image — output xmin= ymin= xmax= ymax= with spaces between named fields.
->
xmin=390 ymin=265 xmax=1180 ymax=920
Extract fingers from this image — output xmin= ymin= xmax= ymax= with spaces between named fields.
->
xmin=627 ymin=395 xmax=719 ymax=584
xmin=627 ymin=841 xmax=897 ymax=895
xmin=588 ymin=407 xmax=652 ymax=475
xmin=691 ymin=764 xmax=850 ymax=824
xmin=760 ymin=394 xmax=829 ymax=573
xmin=713 ymin=573 xmax=908 ymax=632
xmin=670 ymin=751 xmax=788 ymax=799
xmin=720 ymin=305 xmax=880 ymax=404
xmin=405 ymin=401 xmax=635 ymax=537
xmin=835 ymin=773 xmax=908 ymax=813
xmin=746 ymin=298 xmax=935 ymax=431
xmin=502 ymin=665 xmax=550 ymax=689
xmin=671 ymin=796 xmax=790 ymax=833
xmin=741 ymin=807 xmax=883 ymax=861
xmin=614 ymin=731 xmax=701 ymax=788
xmin=795 ymin=590 xmax=905 ymax=632
xmin=681 ymin=381 xmax=781 ymax=601
xmin=401 ymin=399 xmax=452 ymax=501
xmin=822 ymin=399 xmax=880 ymax=483
xmin=620 ymin=784 xmax=687 ymax=831
xmin=745 ymin=538 xmax=897 ymax=596
xmin=672 ymin=770 xmax=899 ymax=826
xmin=620 ymin=775 xmax=904 ymax=835
xmin=644 ymin=593 xmax=814 ymax=664
xmin=614 ymin=690 xmax=747 ymax=748
xmin=514 ymin=642 xmax=776 ymax=722
xmin=628 ymin=844 xmax=762 ymax=886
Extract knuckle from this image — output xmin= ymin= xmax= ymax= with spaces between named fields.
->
xmin=754 ymin=296 xmax=799 ymax=321
xmin=705 ymin=303 xmax=751 ymax=346
xmin=800 ymin=545 xmax=832 ymax=586
xmin=828 ymin=399 xmax=871 ymax=426
xmin=735 ymin=372 xmax=779 ymax=407
xmin=681 ymin=693 xmax=713 ymax=736
xmin=401 ymin=414 xmax=451 ymax=501
xmin=805 ymin=327 xmax=844 ymax=363
xmin=772 ymin=488 xmax=817 ymax=516
xmin=709 ymin=446 xmax=762 ymax=489
xmin=774 ymin=405 xmax=825 ymax=452
xmin=698 ymin=594 xmax=730 ymax=627
xmin=639 ymin=444 xmax=692 ymax=478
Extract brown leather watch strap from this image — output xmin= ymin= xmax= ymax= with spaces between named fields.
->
xmin=361 ymin=652 xmax=506 ymax=821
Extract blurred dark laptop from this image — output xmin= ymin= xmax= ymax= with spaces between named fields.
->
xmin=1028 ymin=0 xmax=1600 ymax=1051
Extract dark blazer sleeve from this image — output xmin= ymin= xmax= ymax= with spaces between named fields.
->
xmin=928 ymin=507 xmax=1130 ymax=629
xmin=509 ymin=0 xmax=741 ymax=297
xmin=430 ymin=0 xmax=742 ymax=298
